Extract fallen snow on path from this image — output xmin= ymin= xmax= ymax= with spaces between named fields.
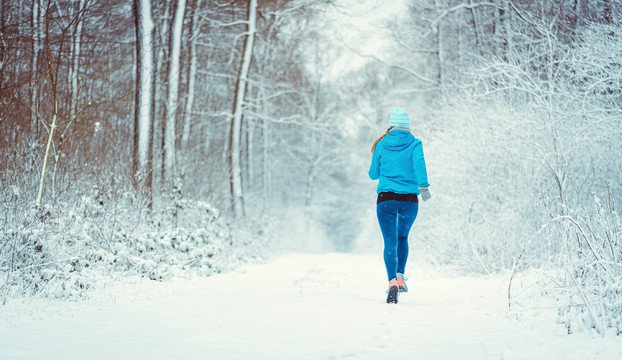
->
xmin=1 ymin=253 xmax=621 ymax=359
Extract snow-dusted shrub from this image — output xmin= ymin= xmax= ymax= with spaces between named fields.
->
xmin=82 ymin=193 xmax=273 ymax=280
xmin=509 ymin=191 xmax=622 ymax=335
xmin=0 ymin=186 xmax=274 ymax=302
xmin=553 ymin=193 xmax=622 ymax=335
xmin=0 ymin=202 xmax=92 ymax=301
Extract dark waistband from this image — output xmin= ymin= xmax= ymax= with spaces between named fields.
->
xmin=377 ymin=192 xmax=418 ymax=204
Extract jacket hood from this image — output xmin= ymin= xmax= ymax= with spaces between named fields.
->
xmin=381 ymin=129 xmax=415 ymax=151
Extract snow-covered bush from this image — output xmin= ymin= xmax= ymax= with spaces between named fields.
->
xmin=417 ymin=20 xmax=622 ymax=334
xmin=0 ymin=202 xmax=92 ymax=301
xmin=552 ymin=193 xmax=622 ymax=335
xmin=0 ymin=186 xmax=274 ymax=302
xmin=510 ymin=192 xmax=622 ymax=336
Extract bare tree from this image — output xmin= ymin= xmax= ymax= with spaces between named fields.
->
xmin=161 ymin=0 xmax=187 ymax=184
xmin=29 ymin=0 xmax=43 ymax=135
xmin=36 ymin=0 xmax=67 ymax=204
xmin=132 ymin=0 xmax=155 ymax=204
xmin=68 ymin=0 xmax=86 ymax=123
xmin=181 ymin=0 xmax=201 ymax=154
xmin=229 ymin=0 xmax=257 ymax=219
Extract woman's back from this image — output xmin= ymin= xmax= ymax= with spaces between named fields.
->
xmin=369 ymin=129 xmax=429 ymax=195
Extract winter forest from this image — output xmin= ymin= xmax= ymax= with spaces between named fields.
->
xmin=2 ymin=0 xmax=622 ymax=357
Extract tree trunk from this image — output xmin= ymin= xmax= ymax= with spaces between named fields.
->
xmin=0 ymin=0 xmax=5 ymax=100
xmin=69 ymin=0 xmax=85 ymax=122
xmin=500 ymin=0 xmax=512 ymax=62
xmin=30 ymin=0 xmax=41 ymax=135
xmin=36 ymin=1 xmax=59 ymax=205
xmin=181 ymin=0 xmax=201 ymax=153
xmin=147 ymin=21 xmax=156 ymax=205
xmin=229 ymin=0 xmax=257 ymax=219
xmin=436 ymin=12 xmax=444 ymax=90
xmin=155 ymin=1 xmax=171 ymax=185
xmin=247 ymin=83 xmax=255 ymax=194
xmin=161 ymin=0 xmax=186 ymax=184
xmin=132 ymin=0 xmax=155 ymax=205
xmin=261 ymin=85 xmax=270 ymax=207
xmin=467 ymin=0 xmax=484 ymax=57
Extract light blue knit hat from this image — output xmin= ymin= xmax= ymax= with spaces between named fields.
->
xmin=389 ymin=107 xmax=410 ymax=127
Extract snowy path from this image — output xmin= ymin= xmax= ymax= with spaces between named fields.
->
xmin=1 ymin=253 xmax=621 ymax=359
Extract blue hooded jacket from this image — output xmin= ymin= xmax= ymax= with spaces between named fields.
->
xmin=368 ymin=129 xmax=430 ymax=194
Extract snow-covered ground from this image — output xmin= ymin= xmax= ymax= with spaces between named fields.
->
xmin=1 ymin=253 xmax=621 ymax=359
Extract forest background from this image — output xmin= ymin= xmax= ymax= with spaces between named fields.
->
xmin=1 ymin=0 xmax=621 ymax=335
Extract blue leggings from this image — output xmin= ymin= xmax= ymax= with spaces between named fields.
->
xmin=376 ymin=200 xmax=419 ymax=281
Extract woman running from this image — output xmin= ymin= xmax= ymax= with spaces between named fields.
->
xmin=369 ymin=107 xmax=430 ymax=304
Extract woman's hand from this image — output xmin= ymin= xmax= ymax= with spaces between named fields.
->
xmin=419 ymin=186 xmax=431 ymax=201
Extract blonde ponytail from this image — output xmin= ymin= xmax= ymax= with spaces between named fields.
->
xmin=370 ymin=127 xmax=394 ymax=154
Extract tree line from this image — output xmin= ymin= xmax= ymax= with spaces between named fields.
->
xmin=1 ymin=0 xmax=339 ymax=221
